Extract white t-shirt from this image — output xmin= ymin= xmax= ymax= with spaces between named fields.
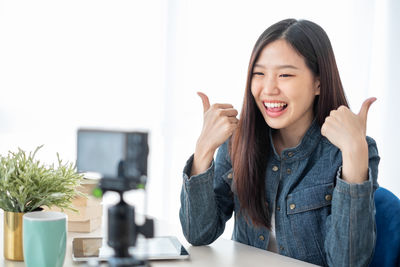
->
xmin=267 ymin=210 xmax=278 ymax=253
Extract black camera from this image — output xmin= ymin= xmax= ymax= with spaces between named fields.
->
xmin=77 ymin=129 xmax=149 ymax=191
xmin=77 ymin=129 xmax=154 ymax=267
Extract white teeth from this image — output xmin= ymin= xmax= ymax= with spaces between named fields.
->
xmin=264 ymin=102 xmax=287 ymax=108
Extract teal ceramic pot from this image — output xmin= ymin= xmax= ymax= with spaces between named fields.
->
xmin=23 ymin=211 xmax=67 ymax=267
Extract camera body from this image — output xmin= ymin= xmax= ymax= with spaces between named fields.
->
xmin=77 ymin=129 xmax=149 ymax=191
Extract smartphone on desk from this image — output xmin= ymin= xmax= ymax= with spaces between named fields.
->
xmin=72 ymin=236 xmax=189 ymax=262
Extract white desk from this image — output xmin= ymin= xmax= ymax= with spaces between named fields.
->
xmin=0 ymin=210 xmax=317 ymax=267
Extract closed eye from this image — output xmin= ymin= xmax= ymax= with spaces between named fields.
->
xmin=279 ymin=74 xmax=293 ymax=78
xmin=252 ymin=72 xmax=264 ymax=76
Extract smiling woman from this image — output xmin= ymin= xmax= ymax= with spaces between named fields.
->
xmin=180 ymin=19 xmax=379 ymax=267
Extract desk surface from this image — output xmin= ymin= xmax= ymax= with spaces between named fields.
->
xmin=0 ymin=210 xmax=316 ymax=267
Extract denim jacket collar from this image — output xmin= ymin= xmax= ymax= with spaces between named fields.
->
xmin=269 ymin=119 xmax=322 ymax=161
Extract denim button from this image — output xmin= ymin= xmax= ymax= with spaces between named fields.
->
xmin=325 ymin=194 xmax=332 ymax=201
xmin=277 ymin=206 xmax=281 ymax=211
xmin=288 ymin=152 xmax=294 ymax=157
xmin=259 ymin=235 xmax=265 ymax=241
xmin=286 ymin=168 xmax=292 ymax=174
xmin=272 ymin=165 xmax=279 ymax=172
xmin=280 ymin=246 xmax=285 ymax=251
xmin=227 ymin=173 xmax=233 ymax=179
xmin=289 ymin=204 xmax=296 ymax=210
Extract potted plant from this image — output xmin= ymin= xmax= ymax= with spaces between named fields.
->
xmin=0 ymin=146 xmax=84 ymax=261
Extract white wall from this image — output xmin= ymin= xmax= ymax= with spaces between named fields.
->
xmin=378 ymin=0 xmax=400 ymax=198
xmin=0 ymin=0 xmax=168 ymax=219
xmin=1 ymin=0 xmax=399 ymax=240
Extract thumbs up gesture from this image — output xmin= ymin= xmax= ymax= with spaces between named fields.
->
xmin=197 ymin=92 xmax=239 ymax=150
xmin=190 ymin=92 xmax=239 ymax=176
xmin=321 ymin=97 xmax=377 ymax=183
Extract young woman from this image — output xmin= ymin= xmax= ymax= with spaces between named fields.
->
xmin=179 ymin=19 xmax=379 ymax=266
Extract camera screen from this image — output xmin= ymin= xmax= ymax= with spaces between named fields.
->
xmin=77 ymin=129 xmax=149 ymax=182
xmin=77 ymin=130 xmax=125 ymax=178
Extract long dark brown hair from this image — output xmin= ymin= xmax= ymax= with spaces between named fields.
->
xmin=231 ymin=19 xmax=349 ymax=229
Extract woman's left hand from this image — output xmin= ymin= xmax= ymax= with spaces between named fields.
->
xmin=321 ymin=97 xmax=376 ymax=184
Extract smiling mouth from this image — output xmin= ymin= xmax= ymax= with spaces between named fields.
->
xmin=263 ymin=102 xmax=288 ymax=112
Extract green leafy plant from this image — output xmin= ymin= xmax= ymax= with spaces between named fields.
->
xmin=0 ymin=145 xmax=84 ymax=213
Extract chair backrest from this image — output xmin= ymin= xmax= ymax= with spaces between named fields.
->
xmin=370 ymin=187 xmax=400 ymax=267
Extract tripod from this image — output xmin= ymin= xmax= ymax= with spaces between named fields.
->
xmin=106 ymin=190 xmax=154 ymax=267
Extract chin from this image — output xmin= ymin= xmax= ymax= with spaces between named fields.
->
xmin=264 ymin=117 xmax=286 ymax=130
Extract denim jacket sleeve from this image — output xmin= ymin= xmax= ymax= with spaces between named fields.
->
xmin=324 ymin=137 xmax=380 ymax=267
xmin=179 ymin=141 xmax=234 ymax=245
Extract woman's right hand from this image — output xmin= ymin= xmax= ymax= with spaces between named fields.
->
xmin=190 ymin=92 xmax=239 ymax=176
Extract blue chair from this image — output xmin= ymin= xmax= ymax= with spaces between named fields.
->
xmin=370 ymin=187 xmax=400 ymax=267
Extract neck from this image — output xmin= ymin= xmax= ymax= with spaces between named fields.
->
xmin=273 ymin=116 xmax=314 ymax=156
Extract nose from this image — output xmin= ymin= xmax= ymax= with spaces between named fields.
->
xmin=261 ymin=76 xmax=280 ymax=96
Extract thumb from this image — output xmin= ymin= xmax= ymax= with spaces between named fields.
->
xmin=358 ymin=97 xmax=377 ymax=122
xmin=197 ymin=92 xmax=211 ymax=113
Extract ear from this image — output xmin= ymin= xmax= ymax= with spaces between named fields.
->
xmin=314 ymin=78 xmax=320 ymax=96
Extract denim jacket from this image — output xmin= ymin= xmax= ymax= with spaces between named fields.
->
xmin=179 ymin=120 xmax=380 ymax=266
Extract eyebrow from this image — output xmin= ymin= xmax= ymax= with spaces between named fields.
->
xmin=254 ymin=63 xmax=299 ymax=70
